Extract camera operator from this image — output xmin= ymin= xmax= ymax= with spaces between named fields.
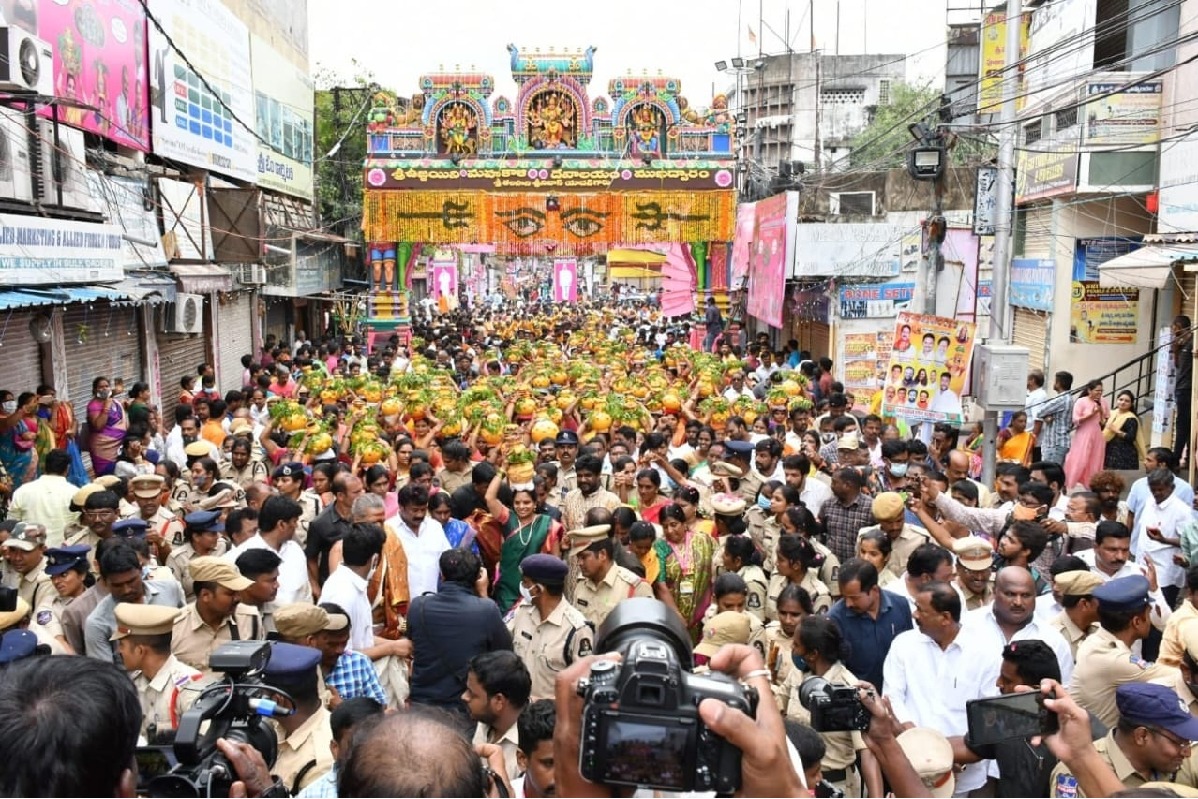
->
xmin=551 ymin=642 xmax=805 ymax=797
xmin=779 ymin=615 xmax=883 ymax=797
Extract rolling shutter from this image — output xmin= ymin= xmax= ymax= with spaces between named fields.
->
xmin=62 ymin=303 xmax=144 ymax=424
xmin=1013 ymin=307 xmax=1049 ymax=374
xmin=157 ymin=323 xmax=209 ymax=424
xmin=216 ymin=290 xmax=255 ymax=394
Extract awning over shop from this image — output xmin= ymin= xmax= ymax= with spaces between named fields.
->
xmin=170 ymin=264 xmax=233 ymax=293
xmin=1099 ymin=244 xmax=1198 ymax=289
xmin=0 ymin=285 xmax=133 ymax=310
xmin=606 ymin=248 xmax=667 ymax=265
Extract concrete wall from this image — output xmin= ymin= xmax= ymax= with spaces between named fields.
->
xmin=797 ymin=167 xmax=979 ymax=217
xmin=223 ymin=0 xmax=309 ymax=70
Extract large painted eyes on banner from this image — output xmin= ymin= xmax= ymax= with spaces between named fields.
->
xmin=496 ymin=207 xmax=547 ymax=238
xmin=559 ymin=208 xmax=608 ymax=238
xmin=495 ymin=206 xmax=609 ymax=239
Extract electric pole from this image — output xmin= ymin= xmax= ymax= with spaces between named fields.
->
xmin=980 ymin=0 xmax=1021 ymax=488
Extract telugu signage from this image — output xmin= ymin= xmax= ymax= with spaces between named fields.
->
xmin=148 ymin=0 xmax=256 ymax=182
xmin=839 ymin=282 xmax=914 ymax=319
xmin=251 ymin=34 xmax=314 ymax=199
xmin=1070 ymin=281 xmax=1139 ymax=344
xmin=1084 ymin=81 xmax=1163 ymax=146
xmin=746 ymin=194 xmax=788 ymax=328
xmin=979 ymin=6 xmax=1030 ymax=113
xmin=1016 ymin=149 xmax=1078 ymax=203
xmin=791 ymin=223 xmax=907 ymax=279
xmin=365 ymin=161 xmax=737 ymax=192
xmin=1010 ymin=258 xmax=1056 ymax=311
xmin=0 ymin=217 xmax=123 ymax=286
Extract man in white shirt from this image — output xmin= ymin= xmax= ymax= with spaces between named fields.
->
xmin=7 ymin=448 xmax=79 ymax=546
xmin=320 ymin=524 xmax=384 ymax=653
xmin=722 ymin=371 xmax=755 ymax=402
xmin=962 ymin=567 xmax=1075 ymax=689
xmin=1132 ymin=469 xmax=1190 ymax=603
xmin=884 ymin=581 xmax=993 ymax=794
xmin=782 ymin=454 xmax=833 ymax=515
xmin=1025 ymin=369 xmax=1048 ymax=429
xmin=1076 ymin=519 xmax=1172 ymax=631
xmin=386 ymin=484 xmax=451 ymax=599
xmin=226 ymin=494 xmax=313 ymax=605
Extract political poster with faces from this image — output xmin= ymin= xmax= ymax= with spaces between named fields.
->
xmin=882 ymin=312 xmax=976 ymax=425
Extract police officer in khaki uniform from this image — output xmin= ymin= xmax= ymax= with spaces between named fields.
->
xmin=1049 ymin=569 xmax=1102 ymax=662
xmin=129 ymin=474 xmax=185 ymax=548
xmin=273 ymin=601 xmax=345 ymax=708
xmin=262 ymin=641 xmax=335 ymax=794
xmin=724 ymin=440 xmax=761 ymax=503
xmin=508 ymin=554 xmax=593 ymax=701
xmin=166 ymin=510 xmax=230 ymax=600
xmin=572 ymin=531 xmax=653 ymax=627
xmin=111 ymin=602 xmax=202 ymax=742
xmin=1070 ymin=574 xmax=1183 ymax=728
xmin=711 ymin=493 xmax=748 ymax=579
xmin=857 ymin=492 xmax=930 ymax=580
xmin=1049 ymin=682 xmax=1198 ymax=797
xmin=39 ymin=545 xmax=91 ymax=651
xmin=952 ymin=537 xmax=996 ymax=611
xmin=171 ymin=556 xmax=263 ymax=672
xmin=0 ymin=523 xmax=53 ymax=615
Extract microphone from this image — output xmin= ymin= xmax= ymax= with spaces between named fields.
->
xmin=249 ymin=697 xmax=293 ymax=717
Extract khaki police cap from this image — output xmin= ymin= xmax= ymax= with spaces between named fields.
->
xmin=189 ymin=556 xmax=254 ymax=592
xmin=710 ymin=493 xmax=747 ymax=516
xmin=952 ymin=536 xmax=994 ymax=572
xmin=871 ymin=492 xmax=906 ymax=521
xmin=129 ymin=474 xmax=166 ymax=500
xmin=709 ymin=462 xmax=743 ymax=479
xmin=184 ymin=441 xmax=211 ymax=458
xmin=694 ymin=611 xmax=752 ymax=657
xmin=72 ymin=482 xmax=105 ymax=508
xmin=274 ymin=603 xmax=349 ymax=640
xmin=567 ymin=525 xmax=612 ymax=554
xmin=110 ymin=603 xmax=182 ymax=640
xmin=1054 ymin=570 xmax=1103 ymax=597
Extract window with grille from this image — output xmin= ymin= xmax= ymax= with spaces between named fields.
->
xmin=878 ymin=79 xmax=892 ymax=106
xmin=1055 ymin=106 xmax=1078 ymax=131
xmin=821 ymin=88 xmax=866 ymax=106
xmin=1024 ymin=119 xmax=1043 ymax=145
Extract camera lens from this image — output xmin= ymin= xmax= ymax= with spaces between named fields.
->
xmin=595 ymin=597 xmax=694 ymax=665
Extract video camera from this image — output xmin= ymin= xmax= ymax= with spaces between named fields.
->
xmin=576 ymin=598 xmax=757 ymax=795
xmin=798 ymin=677 xmax=872 ymax=733
xmin=138 ymin=641 xmax=293 ymax=798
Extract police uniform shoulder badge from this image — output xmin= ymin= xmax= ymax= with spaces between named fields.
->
xmin=36 ymin=610 xmax=51 ymax=626
xmin=1054 ymin=773 xmax=1079 ymax=798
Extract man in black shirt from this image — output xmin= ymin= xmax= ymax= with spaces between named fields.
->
xmin=1174 ymin=315 xmax=1193 ymax=465
xmin=408 ymin=549 xmax=512 ymax=730
xmin=305 ymin=472 xmax=361 ymax=598
xmin=951 ymin=639 xmax=1104 ymax=797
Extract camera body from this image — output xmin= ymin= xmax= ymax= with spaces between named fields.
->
xmin=576 ymin=598 xmax=757 ymax=795
xmin=143 ymin=641 xmax=287 ymax=798
xmin=799 ymin=677 xmax=871 ymax=733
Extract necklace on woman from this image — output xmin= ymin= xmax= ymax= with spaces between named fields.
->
xmin=515 ymin=516 xmax=535 ymax=546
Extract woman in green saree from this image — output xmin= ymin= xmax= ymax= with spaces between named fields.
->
xmin=486 ymin=471 xmax=560 ymax=612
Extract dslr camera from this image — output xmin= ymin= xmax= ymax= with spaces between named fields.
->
xmin=139 ymin=641 xmax=293 ymax=798
xmin=576 ymin=598 xmax=758 ymax=795
xmin=799 ymin=676 xmax=872 ymax=732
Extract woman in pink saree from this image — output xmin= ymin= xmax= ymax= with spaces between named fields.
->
xmin=1064 ymin=380 xmax=1110 ymax=490
xmin=86 ymin=376 xmax=128 ymax=476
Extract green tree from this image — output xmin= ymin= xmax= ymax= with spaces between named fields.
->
xmin=314 ymin=62 xmax=381 ymax=240
xmin=849 ymin=82 xmax=995 ymax=169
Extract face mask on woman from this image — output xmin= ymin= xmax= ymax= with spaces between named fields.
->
xmin=1 ymin=401 xmax=15 ymax=414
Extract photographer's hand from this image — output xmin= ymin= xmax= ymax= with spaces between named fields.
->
xmin=1036 ymin=679 xmax=1123 ymax=798
xmin=554 ymin=653 xmax=623 ymax=798
xmin=217 ymin=738 xmax=274 ymax=798
xmin=857 ymin=683 xmax=926 ymax=799
xmin=698 ymin=644 xmax=804 ymax=798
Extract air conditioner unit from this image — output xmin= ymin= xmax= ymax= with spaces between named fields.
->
xmin=37 ymin=120 xmax=97 ymax=211
xmin=0 ymin=28 xmax=51 ymax=95
xmin=166 ymin=293 xmax=204 ymax=334
xmin=0 ymin=106 xmax=32 ymax=203
xmin=239 ymin=263 xmax=266 ymax=285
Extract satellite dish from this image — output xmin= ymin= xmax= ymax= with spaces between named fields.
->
xmin=29 ymin=313 xmax=51 ymax=344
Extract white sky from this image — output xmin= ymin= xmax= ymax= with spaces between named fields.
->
xmin=308 ymin=0 xmax=953 ymax=108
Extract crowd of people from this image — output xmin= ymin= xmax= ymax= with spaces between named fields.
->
xmin=0 ymin=298 xmax=1197 ymax=798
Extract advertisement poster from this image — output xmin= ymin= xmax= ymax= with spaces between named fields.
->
xmin=1084 ymin=81 xmax=1163 ymax=146
xmin=844 ymin=359 xmax=877 ymax=412
xmin=746 ymin=193 xmax=787 ymax=328
xmin=1153 ymin=327 xmax=1175 ymax=443
xmin=148 ymin=0 xmax=256 ymax=182
xmin=843 ymin=332 xmax=881 ymax=361
xmin=552 ymin=258 xmax=578 ymax=303
xmin=250 ymin=35 xmax=314 ymax=198
xmin=841 ymin=332 xmax=895 ymax=412
xmin=979 ymin=7 xmax=1030 ymax=112
xmin=729 ymin=201 xmax=755 ymax=289
xmin=882 ymin=312 xmax=977 ymax=425
xmin=1015 ymin=150 xmax=1079 ymax=202
xmin=430 ymin=259 xmax=458 ymax=312
xmin=838 ymin=282 xmax=914 ymax=319
xmin=1069 ymin=281 xmax=1139 ymax=344
xmin=1010 ymin=258 xmax=1056 ymax=311
xmin=0 ymin=216 xmax=124 ymax=286
xmin=39 ymin=0 xmax=151 ymax=150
